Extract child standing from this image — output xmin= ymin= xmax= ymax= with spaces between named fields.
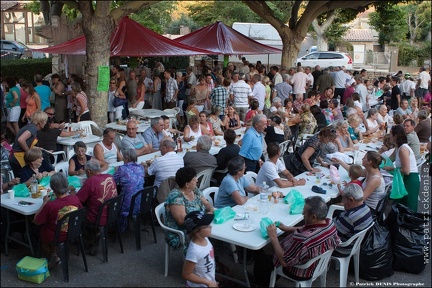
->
xmin=182 ymin=211 xmax=218 ymax=287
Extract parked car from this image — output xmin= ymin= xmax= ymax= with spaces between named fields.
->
xmin=1 ymin=40 xmax=32 ymax=59
xmin=296 ymin=51 xmax=353 ymax=70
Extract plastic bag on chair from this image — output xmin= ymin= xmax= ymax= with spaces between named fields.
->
xmin=386 ymin=203 xmax=429 ymax=274
xmin=359 ymin=221 xmax=394 ymax=280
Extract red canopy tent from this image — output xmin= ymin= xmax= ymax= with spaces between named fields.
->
xmin=175 ymin=21 xmax=281 ymax=55
xmin=33 ymin=17 xmax=213 ymax=56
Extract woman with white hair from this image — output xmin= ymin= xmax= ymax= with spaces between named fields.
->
xmin=334 ymin=120 xmax=354 ymax=152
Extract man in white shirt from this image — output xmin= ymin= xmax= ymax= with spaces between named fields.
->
xmin=400 ymin=73 xmax=416 ymax=100
xmin=256 ymin=142 xmax=305 ymax=188
xmin=144 ymin=138 xmax=184 ymax=188
xmin=185 ymin=66 xmax=197 ymax=99
xmin=140 ymin=69 xmax=153 ymax=105
xmin=376 ymin=105 xmax=393 ymax=125
xmin=354 ymin=75 xmax=368 ymax=111
xmin=305 ymin=66 xmax=314 ymax=91
xmin=252 ymin=74 xmax=266 ymax=110
xmin=229 ymin=72 xmax=253 ymax=121
xmin=416 ymin=66 xmax=431 ymax=100
xmin=290 ymin=66 xmax=310 ymax=95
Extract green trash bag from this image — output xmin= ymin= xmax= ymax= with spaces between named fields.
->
xmin=213 ymin=206 xmax=236 ymax=224
xmin=380 ymin=156 xmax=394 ymax=175
xmin=260 ymin=217 xmax=274 ymax=239
xmin=14 ymin=184 xmax=30 ymax=197
xmin=67 ymin=176 xmax=82 ymax=189
xmin=284 ymin=189 xmax=305 ymax=215
xmin=38 ymin=176 xmax=51 ymax=187
xmin=390 ymin=168 xmax=408 ymax=200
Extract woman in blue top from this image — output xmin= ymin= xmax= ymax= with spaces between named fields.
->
xmin=4 ymin=77 xmax=21 ymax=137
xmin=214 ymin=156 xmax=261 ymax=208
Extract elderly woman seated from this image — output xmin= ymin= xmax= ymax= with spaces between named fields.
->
xmin=214 ymin=156 xmax=261 ymax=208
xmin=364 ymin=108 xmax=382 ymax=136
xmin=20 ymin=147 xmax=55 ymax=185
xmin=68 ymin=141 xmax=92 ymax=176
xmin=164 ymin=167 xmax=214 ymax=250
xmin=112 ymin=148 xmax=145 ymax=232
xmin=183 ymin=115 xmax=210 ymax=146
xmin=334 ymin=120 xmax=354 ymax=152
xmin=33 ymin=172 xmax=82 ymax=269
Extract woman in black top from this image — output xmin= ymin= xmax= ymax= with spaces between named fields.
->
xmin=310 ymin=105 xmax=327 ymax=131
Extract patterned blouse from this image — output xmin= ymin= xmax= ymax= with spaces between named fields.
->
xmin=299 ymin=111 xmax=317 ymax=135
xmin=112 ymin=162 xmax=145 ymax=232
xmin=164 ymin=188 xmax=205 ymax=250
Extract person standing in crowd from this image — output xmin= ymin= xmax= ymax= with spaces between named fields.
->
xmin=230 ymin=72 xmax=253 ymax=122
xmin=390 ymin=76 xmax=401 ymax=111
xmin=34 ymin=74 xmax=51 ymax=112
xmin=126 ymin=70 xmax=138 ymax=108
xmin=210 ymin=77 xmax=229 ymax=120
xmin=164 ymin=69 xmax=178 ymax=109
xmin=239 ymin=114 xmax=267 ymax=172
xmin=20 ymin=81 xmax=41 ymax=124
xmin=151 ymin=69 xmax=163 ymax=110
xmin=4 ymin=77 xmax=21 ymax=137
xmin=51 ymin=74 xmax=67 ymax=123
xmin=416 ymin=67 xmax=431 ymax=105
xmin=71 ymin=82 xmax=91 ymax=122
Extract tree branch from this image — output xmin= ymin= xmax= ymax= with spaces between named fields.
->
xmin=94 ymin=1 xmax=111 ymax=18
xmin=289 ymin=1 xmax=302 ymax=29
xmin=76 ymin=1 xmax=93 ymax=17
xmin=243 ymin=1 xmax=286 ymax=33
xmin=110 ymin=0 xmax=161 ymax=21
xmin=321 ymin=11 xmax=337 ymax=31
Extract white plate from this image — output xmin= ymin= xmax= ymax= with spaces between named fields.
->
xmin=233 ymin=223 xmax=256 ymax=232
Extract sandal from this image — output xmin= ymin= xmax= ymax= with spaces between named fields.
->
xmin=48 ymin=254 xmax=61 ymax=270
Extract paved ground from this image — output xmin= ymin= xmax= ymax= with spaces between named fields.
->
xmin=1 ymin=222 xmax=431 ymax=287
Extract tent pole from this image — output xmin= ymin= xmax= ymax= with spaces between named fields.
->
xmin=224 ymin=55 xmax=229 ymax=68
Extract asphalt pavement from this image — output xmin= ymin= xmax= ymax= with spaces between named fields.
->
xmin=1 ymin=222 xmax=431 ymax=287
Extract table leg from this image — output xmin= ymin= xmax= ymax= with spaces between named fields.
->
xmin=5 ymin=209 xmax=10 ymax=256
xmin=215 ymin=247 xmax=251 ymax=287
xmin=4 ymin=211 xmax=35 ymax=256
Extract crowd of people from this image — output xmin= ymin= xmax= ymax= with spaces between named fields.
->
xmin=1 ymin=58 xmax=431 ymax=286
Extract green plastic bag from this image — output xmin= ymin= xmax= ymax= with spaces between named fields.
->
xmin=67 ymin=176 xmax=82 ymax=189
xmin=260 ymin=217 xmax=274 ymax=239
xmin=380 ymin=157 xmax=394 ymax=175
xmin=284 ymin=189 xmax=305 ymax=214
xmin=13 ymin=184 xmax=30 ymax=197
xmin=38 ymin=176 xmax=51 ymax=187
xmin=390 ymin=168 xmax=408 ymax=199
xmin=106 ymin=167 xmax=115 ymax=175
xmin=213 ymin=206 xmax=236 ymax=224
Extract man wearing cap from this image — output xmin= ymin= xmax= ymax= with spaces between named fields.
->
xmin=333 ymin=184 xmax=372 ymax=256
xmin=400 ymin=73 xmax=416 ymax=100
xmin=229 ymin=72 xmax=253 ymax=122
xmin=272 ymin=74 xmax=292 ymax=103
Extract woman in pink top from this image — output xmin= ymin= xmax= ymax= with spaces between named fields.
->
xmin=71 ymin=82 xmax=90 ymax=122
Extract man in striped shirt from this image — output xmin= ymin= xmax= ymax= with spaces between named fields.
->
xmin=266 ymin=196 xmax=341 ymax=280
xmin=210 ymin=78 xmax=228 ymax=118
xmin=333 ymin=183 xmax=373 ymax=256
xmin=229 ymin=72 xmax=253 ymax=122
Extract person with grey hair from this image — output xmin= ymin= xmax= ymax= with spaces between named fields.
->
xmin=255 ymin=196 xmax=340 ymax=285
xmin=376 ymin=104 xmax=392 ymax=125
xmin=272 ymin=74 xmax=292 ymax=103
xmin=145 ymin=138 xmax=184 ymax=188
xmin=315 ymin=68 xmax=335 ymax=94
xmin=208 ymin=105 xmax=225 ymax=135
xmin=239 ymin=114 xmax=267 ymax=172
xmin=33 ymin=172 xmax=83 ymax=269
xmin=71 ymin=159 xmax=117 ymax=255
xmin=414 ymin=109 xmax=431 ymax=142
xmin=214 ymin=156 xmax=261 ymax=208
xmin=333 ymin=183 xmax=373 ymax=256
xmin=183 ymin=135 xmax=217 ymax=174
xmin=229 ymin=70 xmax=253 ymax=122
xmin=94 ymin=127 xmax=123 ymax=172
xmin=122 ymin=119 xmax=151 ymax=156
xmin=112 ymin=149 xmax=144 ymax=232
xmin=143 ymin=117 xmax=166 ymax=152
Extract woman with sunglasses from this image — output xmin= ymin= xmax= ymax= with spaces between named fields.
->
xmin=108 ymin=77 xmax=123 ymax=122
xmin=284 ymin=127 xmax=337 ymax=176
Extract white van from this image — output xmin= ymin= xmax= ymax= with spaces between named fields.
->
xmin=296 ymin=51 xmax=353 ymax=69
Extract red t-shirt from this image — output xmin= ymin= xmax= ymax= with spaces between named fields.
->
xmin=76 ymin=174 xmax=118 ymax=225
xmin=34 ymin=195 xmax=82 ymax=243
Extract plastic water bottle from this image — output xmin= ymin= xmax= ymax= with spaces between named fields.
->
xmin=260 ymin=182 xmax=269 ymax=214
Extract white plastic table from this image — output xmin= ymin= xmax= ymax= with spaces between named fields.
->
xmin=129 ymin=108 xmax=175 ymax=119
xmin=57 ymin=134 xmax=102 ymax=159
xmin=105 ymin=121 xmax=150 ymax=133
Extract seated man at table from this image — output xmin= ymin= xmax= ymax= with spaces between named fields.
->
xmin=216 ymin=129 xmax=240 ymax=171
xmin=71 ymin=159 xmax=118 ymax=255
xmin=333 ymin=183 xmax=373 ymax=256
xmin=144 ymin=138 xmax=184 ymax=188
xmin=214 ymin=156 xmax=261 ymax=208
xmin=143 ymin=117 xmax=166 ymax=152
xmin=183 ymin=135 xmax=217 ymax=175
xmin=94 ymin=128 xmax=123 ymax=171
xmin=254 ymin=196 xmax=341 ymax=285
xmin=256 ymin=142 xmax=306 ymax=188
xmin=121 ymin=120 xmax=151 ymax=156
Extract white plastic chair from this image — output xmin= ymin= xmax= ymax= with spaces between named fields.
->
xmin=43 ymin=150 xmax=66 ymax=166
xmin=244 ymin=171 xmax=257 ymax=184
xmin=196 ymin=168 xmax=215 ymax=190
xmin=155 ymin=203 xmax=185 ymax=277
xmin=269 ymin=249 xmax=334 ymax=287
xmin=331 ymin=222 xmax=374 ymax=287
xmin=278 ymin=140 xmax=291 ymax=165
xmin=353 ymin=150 xmax=367 ymax=165
xmin=54 ymin=161 xmax=70 ymax=176
xmin=68 ymin=147 xmax=94 ymax=160
xmin=202 ymin=187 xmax=219 ymax=207
xmin=76 ymin=120 xmax=103 ymax=136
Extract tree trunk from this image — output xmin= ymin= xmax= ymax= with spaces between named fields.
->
xmin=316 ymin=32 xmax=328 ymax=51
xmin=280 ymin=27 xmax=302 ymax=69
xmin=81 ymin=14 xmax=114 ymax=127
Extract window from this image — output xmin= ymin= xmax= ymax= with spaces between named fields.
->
xmin=303 ymin=53 xmax=319 ymax=60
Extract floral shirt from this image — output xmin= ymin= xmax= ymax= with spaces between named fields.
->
xmin=322 ymin=108 xmax=334 ymax=124
xmin=165 ymin=188 xmax=205 ymax=250
xmin=299 ymin=111 xmax=317 ymax=135
xmin=112 ymin=162 xmax=145 ymax=232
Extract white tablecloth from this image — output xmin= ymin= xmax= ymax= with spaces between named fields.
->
xmin=129 ymin=108 xmax=175 ymax=119
xmin=105 ymin=121 xmax=150 ymax=133
xmin=57 ymin=134 xmax=102 ymax=159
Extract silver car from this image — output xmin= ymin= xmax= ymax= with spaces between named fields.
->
xmin=296 ymin=51 xmax=353 ymax=70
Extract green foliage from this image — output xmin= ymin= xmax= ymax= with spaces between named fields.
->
xmin=0 ymin=58 xmax=52 ymax=81
xmin=130 ymin=1 xmax=177 ymax=34
xmin=187 ymin=1 xmax=263 ymax=27
xmin=398 ymin=42 xmax=431 ymax=66
xmin=166 ymin=14 xmax=200 ymax=34
xmin=23 ymin=1 xmax=41 ymax=14
xmin=369 ymin=4 xmax=409 ymax=45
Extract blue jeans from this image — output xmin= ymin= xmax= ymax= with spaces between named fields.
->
xmin=244 ymin=157 xmax=258 ymax=173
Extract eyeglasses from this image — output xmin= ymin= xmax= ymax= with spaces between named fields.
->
xmin=110 ymin=82 xmax=116 ymax=84
xmin=47 ymin=113 xmax=55 ymax=116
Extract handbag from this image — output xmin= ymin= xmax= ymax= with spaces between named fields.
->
xmin=113 ymin=96 xmax=127 ymax=107
xmin=390 ymin=168 xmax=408 ymax=199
